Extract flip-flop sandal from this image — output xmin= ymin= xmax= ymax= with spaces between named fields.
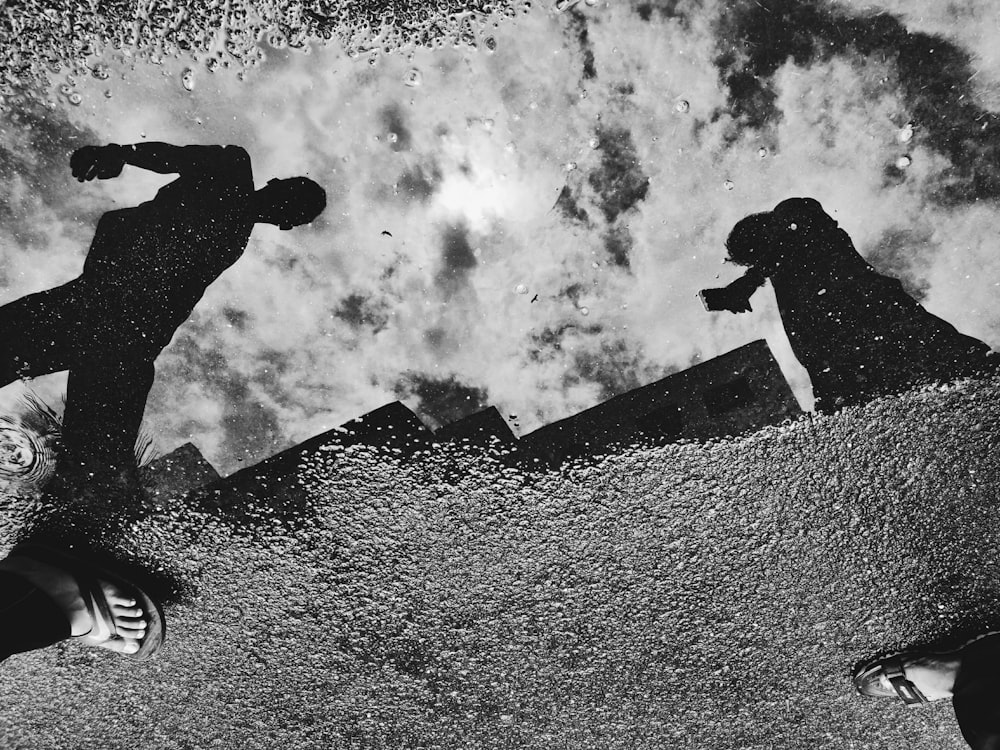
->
xmin=12 ymin=544 xmax=166 ymax=661
xmin=853 ymin=631 xmax=1000 ymax=706
xmin=853 ymin=654 xmax=930 ymax=705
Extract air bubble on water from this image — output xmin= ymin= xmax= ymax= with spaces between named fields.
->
xmin=206 ymin=57 xmax=220 ymax=73
xmin=674 ymin=99 xmax=690 ymax=113
xmin=588 ymin=136 xmax=600 ymax=148
xmin=267 ymin=31 xmax=287 ymax=49
xmin=585 ymin=0 xmax=598 ymax=5
xmin=579 ymin=306 xmax=590 ymax=316
xmin=555 ymin=0 xmax=580 ymax=11
xmin=483 ymin=118 xmax=494 ymax=132
xmin=484 ymin=36 xmax=497 ymax=52
xmin=895 ymin=155 xmax=912 ymax=169
xmin=104 ymin=89 xmax=113 ymax=98
xmin=724 ymin=179 xmax=735 ymax=190
xmin=387 ymin=132 xmax=398 ymax=143
xmin=565 ymin=161 xmax=577 ymax=171
xmin=68 ymin=92 xmax=82 ymax=106
xmin=758 ymin=147 xmax=768 ymax=158
xmin=59 ymin=84 xmax=73 ymax=95
xmin=514 ymin=284 xmax=528 ymax=295
xmin=181 ymin=68 xmax=195 ymax=91
xmin=898 ymin=123 xmax=914 ymax=143
xmin=404 ymin=68 xmax=422 ymax=87
xmin=505 ymin=141 xmax=516 ymax=153
xmin=91 ymin=62 xmax=110 ymax=80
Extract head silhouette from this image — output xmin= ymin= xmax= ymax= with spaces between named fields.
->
xmin=770 ymin=197 xmax=838 ymax=237
xmin=254 ymin=177 xmax=327 ymax=230
xmin=725 ymin=212 xmax=773 ymax=267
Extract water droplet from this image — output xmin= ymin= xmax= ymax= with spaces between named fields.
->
xmin=895 ymin=155 xmax=912 ymax=169
xmin=514 ymin=284 xmax=528 ymax=294
xmin=484 ymin=36 xmax=497 ymax=52
xmin=404 ymin=68 xmax=422 ymax=87
xmin=505 ymin=141 xmax=516 ymax=153
xmin=898 ymin=123 xmax=914 ymax=143
xmin=588 ymin=136 xmax=600 ymax=148
xmin=579 ymin=306 xmax=590 ymax=316
xmin=91 ymin=62 xmax=110 ymax=80
xmin=181 ymin=68 xmax=195 ymax=91
xmin=104 ymin=89 xmax=113 ymax=98
xmin=59 ymin=84 xmax=73 ymax=96
xmin=723 ymin=179 xmax=735 ymax=190
xmin=556 ymin=0 xmax=579 ymax=10
xmin=68 ymin=92 xmax=82 ymax=106
xmin=387 ymin=132 xmax=398 ymax=143
xmin=267 ymin=30 xmax=287 ymax=49
xmin=674 ymin=99 xmax=690 ymax=113
xmin=564 ymin=161 xmax=577 ymax=171
xmin=757 ymin=146 xmax=768 ymax=158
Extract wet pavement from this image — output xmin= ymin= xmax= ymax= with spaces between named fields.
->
xmin=0 ymin=376 xmax=998 ymax=749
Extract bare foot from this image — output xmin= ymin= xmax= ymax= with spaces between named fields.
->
xmin=878 ymin=654 xmax=961 ymax=701
xmin=0 ymin=554 xmax=148 ymax=654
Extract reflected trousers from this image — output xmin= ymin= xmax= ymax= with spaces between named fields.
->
xmin=0 ymin=278 xmax=157 ymax=486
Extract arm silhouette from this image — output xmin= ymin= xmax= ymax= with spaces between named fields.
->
xmin=71 ymin=143 xmax=246 ymax=182
xmin=700 ymin=267 xmax=767 ymax=314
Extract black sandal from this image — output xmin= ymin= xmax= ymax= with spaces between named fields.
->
xmin=13 ymin=545 xmax=165 ymax=661
xmin=853 ymin=654 xmax=930 ymax=704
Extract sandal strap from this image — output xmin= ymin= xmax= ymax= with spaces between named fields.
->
xmin=76 ymin=575 xmax=118 ymax=642
xmin=882 ymin=657 xmax=929 ymax=704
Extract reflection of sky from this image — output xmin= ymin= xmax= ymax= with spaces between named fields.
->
xmin=2 ymin=1 xmax=1000 ymax=474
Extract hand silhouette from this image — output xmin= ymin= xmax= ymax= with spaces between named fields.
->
xmin=70 ymin=145 xmax=126 ymax=182
xmin=699 ymin=287 xmax=753 ymax=314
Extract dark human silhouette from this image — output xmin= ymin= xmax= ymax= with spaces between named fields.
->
xmin=854 ymin=631 xmax=1000 ymax=749
xmin=700 ymin=198 xmax=995 ymax=412
xmin=0 ymin=142 xmax=326 ymax=661
xmin=10 ymin=142 xmax=325 ymax=489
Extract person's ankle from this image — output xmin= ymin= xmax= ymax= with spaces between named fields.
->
xmin=0 ymin=555 xmax=91 ymax=636
xmin=902 ymin=655 xmax=961 ymax=700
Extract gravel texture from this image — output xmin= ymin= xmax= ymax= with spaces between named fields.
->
xmin=1 ymin=376 xmax=998 ymax=748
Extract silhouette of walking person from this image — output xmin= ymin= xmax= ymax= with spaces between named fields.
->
xmin=700 ymin=197 xmax=995 ymax=413
xmin=0 ymin=143 xmax=325 ymax=662
xmin=7 ymin=142 xmax=325 ymax=492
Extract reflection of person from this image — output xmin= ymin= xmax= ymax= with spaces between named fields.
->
xmin=854 ymin=632 xmax=1000 ymax=749
xmin=1 ymin=143 xmax=326 ymax=491
xmin=0 ymin=545 xmax=164 ymax=660
xmin=700 ymin=198 xmax=995 ymax=413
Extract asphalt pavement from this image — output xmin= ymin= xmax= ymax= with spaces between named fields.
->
xmin=0 ymin=375 xmax=998 ymax=749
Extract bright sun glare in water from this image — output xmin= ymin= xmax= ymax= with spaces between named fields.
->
xmin=431 ymin=134 xmax=553 ymax=231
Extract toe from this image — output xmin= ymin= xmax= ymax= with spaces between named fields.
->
xmin=100 ymin=637 xmax=141 ymax=655
xmin=107 ymin=593 xmax=137 ymax=608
